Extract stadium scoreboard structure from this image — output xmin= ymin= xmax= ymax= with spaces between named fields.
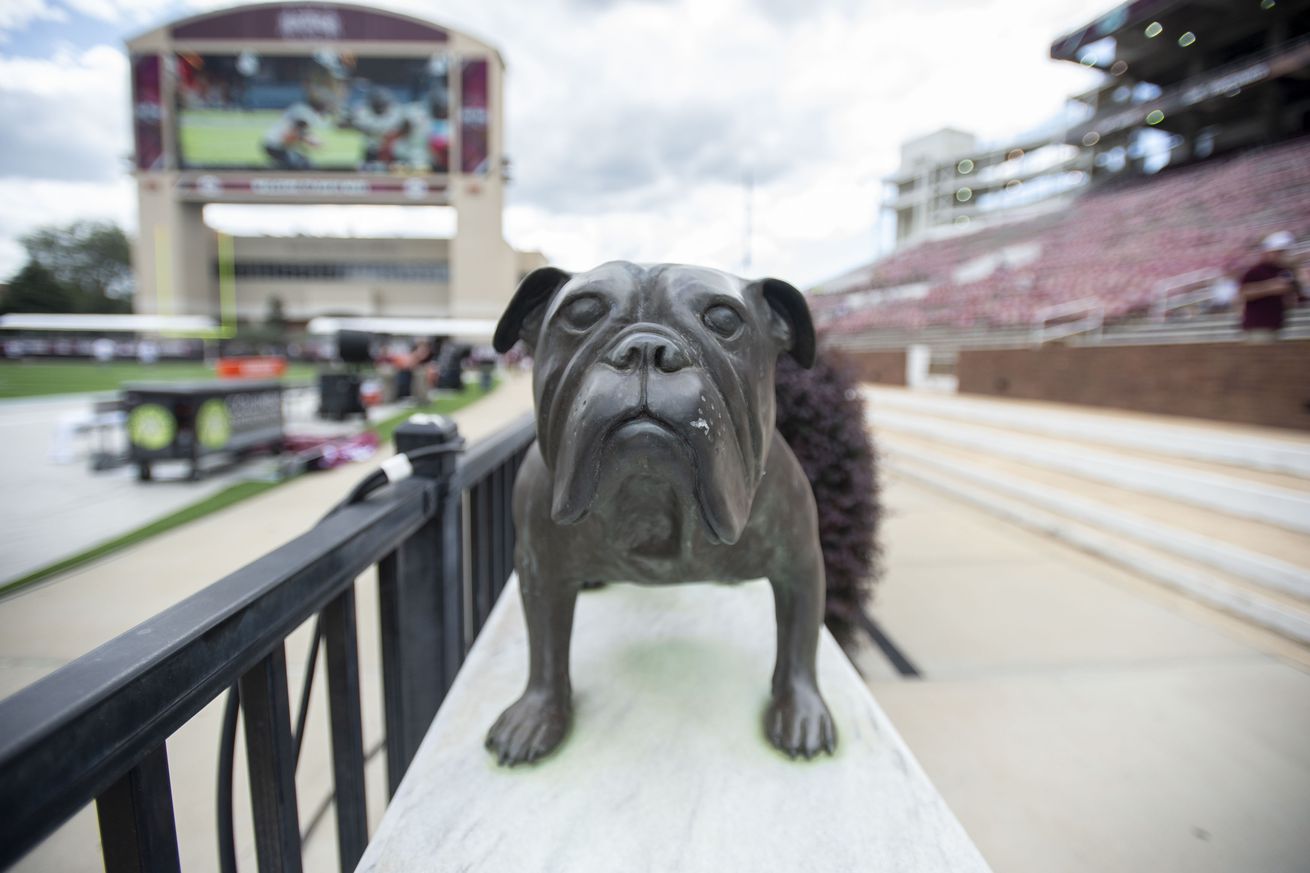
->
xmin=126 ymin=3 xmax=519 ymax=324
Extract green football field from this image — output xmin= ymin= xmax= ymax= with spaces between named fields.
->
xmin=178 ymin=109 xmax=367 ymax=169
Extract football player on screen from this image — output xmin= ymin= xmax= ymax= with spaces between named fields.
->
xmin=262 ymin=86 xmax=333 ymax=169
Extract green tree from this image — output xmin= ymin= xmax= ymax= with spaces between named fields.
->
xmin=18 ymin=220 xmax=133 ymax=313
xmin=1 ymin=262 xmax=78 ymax=313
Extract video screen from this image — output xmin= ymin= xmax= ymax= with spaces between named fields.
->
xmin=175 ymin=51 xmax=452 ymax=173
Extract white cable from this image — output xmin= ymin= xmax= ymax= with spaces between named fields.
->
xmin=380 ymin=453 xmax=414 ymax=483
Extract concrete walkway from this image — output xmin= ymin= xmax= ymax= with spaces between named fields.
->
xmin=860 ymin=470 xmax=1310 ymax=873
xmin=2 ymin=374 xmax=535 ymax=873
xmin=0 ymin=374 xmax=533 ymax=697
xmin=0 ymin=391 xmax=236 ymax=584
xmin=0 ymin=384 xmax=415 ymax=585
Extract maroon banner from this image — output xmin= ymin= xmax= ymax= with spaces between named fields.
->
xmin=459 ymin=58 xmax=489 ymax=175
xmin=132 ymin=54 xmax=165 ymax=171
xmin=172 ymin=4 xmax=448 ymax=42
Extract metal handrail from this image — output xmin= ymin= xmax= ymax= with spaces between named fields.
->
xmin=1150 ymin=268 xmax=1223 ymax=321
xmin=0 ymin=412 xmax=536 ymax=873
xmin=1032 ymin=297 xmax=1105 ymax=345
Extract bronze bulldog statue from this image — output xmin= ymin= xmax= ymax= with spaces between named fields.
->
xmin=487 ymin=261 xmax=835 ymax=765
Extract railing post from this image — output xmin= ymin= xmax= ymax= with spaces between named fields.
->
xmin=95 ymin=745 xmax=182 ymax=873
xmin=239 ymin=645 xmax=302 ymax=873
xmin=378 ymin=416 xmax=463 ymax=796
xmin=323 ymin=588 xmax=368 ymax=873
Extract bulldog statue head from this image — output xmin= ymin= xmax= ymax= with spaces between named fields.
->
xmin=493 ymin=261 xmax=814 ymax=546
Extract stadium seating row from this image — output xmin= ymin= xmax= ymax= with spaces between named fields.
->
xmin=814 ymin=137 xmax=1310 ymax=333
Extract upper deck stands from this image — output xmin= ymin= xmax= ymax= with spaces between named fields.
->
xmin=815 ymin=137 xmax=1310 ymax=335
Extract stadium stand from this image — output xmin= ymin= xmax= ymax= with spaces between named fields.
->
xmin=813 ymin=136 xmax=1310 ymax=337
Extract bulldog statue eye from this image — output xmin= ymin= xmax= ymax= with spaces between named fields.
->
xmin=702 ymin=303 xmax=744 ymax=339
xmin=559 ymin=295 xmax=608 ymax=331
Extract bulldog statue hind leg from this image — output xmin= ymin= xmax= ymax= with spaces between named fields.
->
xmin=485 ymin=262 xmax=836 ymax=765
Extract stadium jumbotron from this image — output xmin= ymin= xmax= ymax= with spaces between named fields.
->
xmin=125 ymin=3 xmax=544 ymax=333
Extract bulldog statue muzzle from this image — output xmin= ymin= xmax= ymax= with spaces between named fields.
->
xmin=486 ymin=261 xmax=836 ymax=764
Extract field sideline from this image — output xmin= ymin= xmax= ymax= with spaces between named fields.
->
xmin=0 ymin=360 xmax=318 ymax=398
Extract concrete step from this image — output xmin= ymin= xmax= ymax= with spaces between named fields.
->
xmin=883 ymin=446 xmax=1310 ymax=645
xmin=879 ymin=430 xmax=1310 ymax=571
xmin=863 ymin=387 xmax=1310 ymax=645
xmin=869 ymin=407 xmax=1310 ymax=534
xmin=868 ymin=406 xmax=1310 ymax=496
xmin=879 ymin=434 xmax=1310 ymax=602
xmin=864 ymin=386 xmax=1310 ymax=478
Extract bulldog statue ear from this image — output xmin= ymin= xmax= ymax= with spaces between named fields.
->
xmin=493 ymin=266 xmax=573 ymax=353
xmin=758 ymin=277 xmax=816 ymax=369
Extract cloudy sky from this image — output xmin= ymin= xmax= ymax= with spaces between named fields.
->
xmin=0 ymin=0 xmax=1105 ymax=289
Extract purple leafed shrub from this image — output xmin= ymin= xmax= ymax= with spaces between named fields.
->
xmin=774 ymin=347 xmax=881 ymax=643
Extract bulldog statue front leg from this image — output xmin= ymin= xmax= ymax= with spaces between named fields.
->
xmin=485 ymin=565 xmax=580 ymax=766
xmin=765 ymin=555 xmax=836 ymax=759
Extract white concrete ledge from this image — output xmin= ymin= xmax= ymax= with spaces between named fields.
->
xmin=356 ymin=578 xmax=991 ymax=873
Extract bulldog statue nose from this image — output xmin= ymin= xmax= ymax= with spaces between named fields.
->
xmin=604 ymin=331 xmax=689 ymax=373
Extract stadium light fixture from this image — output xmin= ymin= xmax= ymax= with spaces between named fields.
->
xmin=1082 ymin=131 xmax=1101 ymax=147
xmin=957 ymin=159 xmax=974 ymax=174
xmin=1178 ymin=32 xmax=1196 ymax=47
xmin=955 ymin=187 xmax=972 ymax=202
xmin=1146 ymin=109 xmax=1165 ymax=125
xmin=1144 ymin=21 xmax=1163 ymax=38
xmin=1260 ymin=0 xmax=1275 ymax=8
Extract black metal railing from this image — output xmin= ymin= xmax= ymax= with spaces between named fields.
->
xmin=0 ymin=412 xmax=536 ymax=873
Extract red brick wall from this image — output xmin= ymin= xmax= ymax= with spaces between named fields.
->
xmin=957 ymin=341 xmax=1310 ymax=431
xmin=842 ymin=350 xmax=907 ymax=386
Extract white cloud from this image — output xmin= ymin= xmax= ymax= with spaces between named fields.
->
xmin=0 ymin=0 xmax=66 ymax=39
xmin=492 ymin=0 xmax=1103 ymax=283
xmin=0 ymin=0 xmax=227 ymax=42
xmin=0 ymin=42 xmax=134 ymax=278
xmin=63 ymin=0 xmax=152 ymax=22
xmin=0 ymin=44 xmax=130 ymax=181
xmin=0 ymin=0 xmax=1109 ymax=288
